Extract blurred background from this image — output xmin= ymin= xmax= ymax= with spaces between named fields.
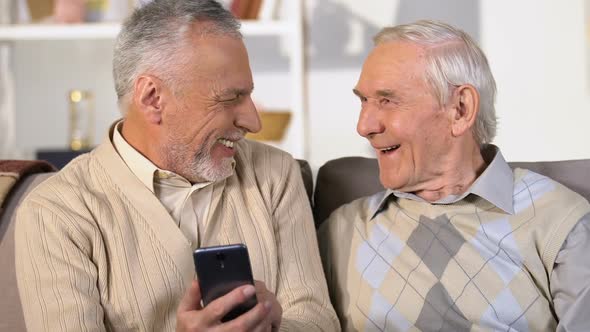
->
xmin=1 ymin=0 xmax=589 ymax=172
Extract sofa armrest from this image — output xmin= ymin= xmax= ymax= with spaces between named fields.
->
xmin=0 ymin=172 xmax=54 ymax=332
xmin=296 ymin=159 xmax=313 ymax=204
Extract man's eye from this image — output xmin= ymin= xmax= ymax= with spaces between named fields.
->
xmin=358 ymin=96 xmax=367 ymax=103
xmin=380 ymin=98 xmax=390 ymax=106
xmin=222 ymin=94 xmax=241 ymax=103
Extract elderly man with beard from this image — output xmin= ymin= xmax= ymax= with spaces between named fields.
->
xmin=14 ymin=1 xmax=338 ymax=331
xmin=319 ymin=20 xmax=590 ymax=331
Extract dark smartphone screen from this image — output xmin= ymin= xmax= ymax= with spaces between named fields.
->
xmin=193 ymin=244 xmax=258 ymax=322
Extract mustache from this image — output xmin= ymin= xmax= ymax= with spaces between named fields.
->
xmin=217 ymin=130 xmax=246 ymax=141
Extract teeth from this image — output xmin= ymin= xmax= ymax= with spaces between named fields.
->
xmin=218 ymin=138 xmax=234 ymax=148
xmin=379 ymin=145 xmax=400 ymax=152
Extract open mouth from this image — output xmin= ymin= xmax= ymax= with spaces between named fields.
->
xmin=218 ymin=138 xmax=236 ymax=149
xmin=378 ymin=145 xmax=400 ymax=154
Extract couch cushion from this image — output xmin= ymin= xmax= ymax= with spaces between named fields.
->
xmin=509 ymin=160 xmax=590 ymax=201
xmin=314 ymin=157 xmax=383 ymax=227
xmin=313 ymin=157 xmax=590 ymax=227
xmin=0 ymin=172 xmax=54 ymax=332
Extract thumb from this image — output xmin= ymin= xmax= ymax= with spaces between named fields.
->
xmin=178 ymin=279 xmax=202 ymax=313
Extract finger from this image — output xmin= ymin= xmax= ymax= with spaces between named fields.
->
xmin=253 ymin=280 xmax=267 ymax=294
xmin=250 ymin=315 xmax=272 ymax=332
xmin=254 ymin=281 xmax=266 ymax=303
xmin=255 ymin=309 xmax=274 ymax=332
xmin=204 ymin=284 xmax=257 ymax=323
xmin=223 ymin=300 xmax=272 ymax=331
xmin=254 ymin=280 xmax=267 ymax=302
xmin=244 ymin=301 xmax=273 ymax=332
xmin=177 ymin=279 xmax=203 ymax=313
xmin=269 ymin=298 xmax=282 ymax=329
xmin=253 ymin=281 xmax=281 ymax=328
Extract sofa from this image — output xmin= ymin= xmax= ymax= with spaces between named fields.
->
xmin=1 ymin=157 xmax=589 ymax=331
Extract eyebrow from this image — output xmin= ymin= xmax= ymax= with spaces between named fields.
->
xmin=352 ymin=88 xmax=399 ymax=99
xmin=218 ymin=86 xmax=254 ymax=97
xmin=352 ymin=88 xmax=364 ymax=97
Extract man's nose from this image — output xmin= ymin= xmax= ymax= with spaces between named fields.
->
xmin=235 ymin=96 xmax=261 ymax=134
xmin=357 ymin=104 xmax=384 ymax=138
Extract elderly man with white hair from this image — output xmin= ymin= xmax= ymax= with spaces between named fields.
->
xmin=320 ymin=20 xmax=590 ymax=331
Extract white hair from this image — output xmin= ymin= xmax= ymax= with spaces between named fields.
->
xmin=374 ymin=20 xmax=497 ymax=145
xmin=113 ymin=0 xmax=241 ymax=113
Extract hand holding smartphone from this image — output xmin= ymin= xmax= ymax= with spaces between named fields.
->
xmin=193 ymin=244 xmax=258 ymax=322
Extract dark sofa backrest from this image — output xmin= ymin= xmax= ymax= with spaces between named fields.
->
xmin=313 ymin=157 xmax=590 ymax=227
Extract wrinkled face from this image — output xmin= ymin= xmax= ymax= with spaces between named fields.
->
xmin=161 ymin=34 xmax=261 ymax=183
xmin=354 ymin=41 xmax=453 ymax=192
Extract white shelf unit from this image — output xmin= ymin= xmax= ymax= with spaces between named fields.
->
xmin=0 ymin=0 xmax=307 ymax=159
xmin=0 ymin=21 xmax=291 ymax=40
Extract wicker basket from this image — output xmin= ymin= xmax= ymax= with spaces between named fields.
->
xmin=247 ymin=111 xmax=292 ymax=141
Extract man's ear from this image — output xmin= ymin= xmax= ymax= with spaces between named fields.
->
xmin=449 ymin=84 xmax=479 ymax=137
xmin=133 ymin=75 xmax=166 ymax=125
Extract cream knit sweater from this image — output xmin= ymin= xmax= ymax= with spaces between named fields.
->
xmin=15 ymin=135 xmax=339 ymax=331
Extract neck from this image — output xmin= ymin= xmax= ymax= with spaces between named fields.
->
xmin=120 ymin=110 xmax=164 ymax=169
xmin=413 ymin=142 xmax=486 ymax=202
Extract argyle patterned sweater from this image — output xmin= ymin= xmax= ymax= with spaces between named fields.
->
xmin=320 ymin=168 xmax=590 ymax=331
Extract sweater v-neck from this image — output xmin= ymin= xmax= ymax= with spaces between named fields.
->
xmin=94 ymin=138 xmax=197 ymax=286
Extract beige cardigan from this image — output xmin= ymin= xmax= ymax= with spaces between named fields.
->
xmin=15 ymin=134 xmax=339 ymax=331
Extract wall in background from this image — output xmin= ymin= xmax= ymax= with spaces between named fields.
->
xmin=14 ymin=40 xmax=118 ymax=155
xmin=10 ymin=0 xmax=590 ymax=169
xmin=480 ymin=0 xmax=590 ymax=162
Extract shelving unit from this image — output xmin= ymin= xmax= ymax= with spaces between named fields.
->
xmin=0 ymin=21 xmax=291 ymax=40
xmin=0 ymin=0 xmax=307 ymax=159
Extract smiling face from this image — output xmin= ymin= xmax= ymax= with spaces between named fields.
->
xmin=354 ymin=41 xmax=455 ymax=192
xmin=159 ymin=32 xmax=261 ymax=182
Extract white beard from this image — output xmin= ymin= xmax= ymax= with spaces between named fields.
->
xmin=191 ymin=153 xmax=235 ymax=182
xmin=162 ymin=133 xmax=237 ymax=183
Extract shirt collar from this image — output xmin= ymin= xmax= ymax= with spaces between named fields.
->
xmin=370 ymin=144 xmax=515 ymax=218
xmin=112 ymin=120 xmax=212 ymax=193
xmin=468 ymin=145 xmax=514 ymax=214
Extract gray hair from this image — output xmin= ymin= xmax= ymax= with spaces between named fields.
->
xmin=113 ymin=0 xmax=241 ymax=110
xmin=374 ymin=20 xmax=497 ymax=146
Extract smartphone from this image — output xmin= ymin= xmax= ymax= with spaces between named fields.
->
xmin=193 ymin=244 xmax=258 ymax=322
